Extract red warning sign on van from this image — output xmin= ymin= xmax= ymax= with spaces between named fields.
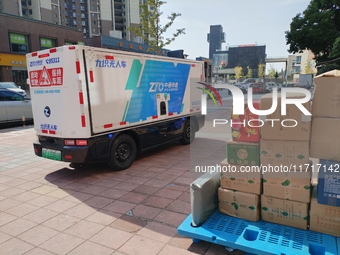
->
xmin=30 ymin=66 xmax=63 ymax=87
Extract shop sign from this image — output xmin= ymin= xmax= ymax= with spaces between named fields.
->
xmin=0 ymin=53 xmax=27 ymax=67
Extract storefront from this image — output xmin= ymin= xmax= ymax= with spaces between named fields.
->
xmin=0 ymin=13 xmax=85 ymax=91
xmin=0 ymin=53 xmax=28 ymax=90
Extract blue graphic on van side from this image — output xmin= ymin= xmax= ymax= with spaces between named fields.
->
xmin=124 ymin=60 xmax=190 ymax=122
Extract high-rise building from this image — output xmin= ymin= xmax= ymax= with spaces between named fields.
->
xmin=0 ymin=0 xmax=140 ymax=40
xmin=207 ymin=25 xmax=225 ymax=59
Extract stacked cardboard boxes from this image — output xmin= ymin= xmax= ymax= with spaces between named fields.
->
xmin=218 ymin=102 xmax=261 ymax=222
xmin=310 ymin=70 xmax=340 ymax=208
xmin=259 ymin=93 xmax=312 ymax=229
xmin=309 ymin=186 xmax=340 ymax=237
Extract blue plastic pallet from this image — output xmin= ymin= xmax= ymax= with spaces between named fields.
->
xmin=178 ymin=210 xmax=339 ymax=255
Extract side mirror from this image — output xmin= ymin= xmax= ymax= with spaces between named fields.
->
xmin=24 ymin=97 xmax=31 ymax=101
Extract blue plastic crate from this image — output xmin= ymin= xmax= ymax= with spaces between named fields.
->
xmin=178 ymin=210 xmax=339 ymax=255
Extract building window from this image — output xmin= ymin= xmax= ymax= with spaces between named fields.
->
xmin=28 ymin=0 xmax=31 ymax=5
xmin=53 ymin=5 xmax=57 ymax=10
xmin=40 ymin=37 xmax=55 ymax=50
xmin=296 ymin=56 xmax=301 ymax=64
xmin=93 ymin=20 xmax=96 ymax=25
xmin=9 ymin=33 xmax=28 ymax=53
xmin=81 ymin=14 xmax=85 ymax=18
xmin=65 ymin=41 xmax=75 ymax=45
xmin=29 ymin=9 xmax=32 ymax=15
xmin=54 ymin=13 xmax=57 ymax=18
xmin=82 ymin=21 xmax=85 ymax=26
xmin=64 ymin=3 xmax=67 ymax=8
xmin=91 ymin=13 xmax=95 ymax=17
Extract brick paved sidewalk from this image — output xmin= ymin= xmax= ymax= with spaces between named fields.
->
xmin=0 ymin=108 xmax=246 ymax=255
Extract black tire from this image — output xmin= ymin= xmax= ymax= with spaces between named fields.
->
xmin=179 ymin=119 xmax=195 ymax=145
xmin=69 ymin=163 xmax=83 ymax=169
xmin=107 ymin=134 xmax=137 ymax=171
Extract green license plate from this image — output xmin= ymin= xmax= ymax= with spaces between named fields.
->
xmin=42 ymin=148 xmax=61 ymax=161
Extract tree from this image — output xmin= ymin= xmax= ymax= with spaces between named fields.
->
xmin=246 ymin=66 xmax=253 ymax=78
xmin=258 ymin=63 xmax=265 ymax=78
xmin=285 ymin=0 xmax=340 ymax=63
xmin=274 ymin=71 xmax=279 ymax=81
xmin=128 ymin=0 xmax=185 ymax=53
xmin=316 ymin=36 xmax=340 ymax=74
xmin=330 ymin=37 xmax=340 ymax=59
xmin=267 ymin=65 xmax=276 ymax=79
xmin=317 ymin=63 xmax=340 ymax=75
xmin=234 ymin=66 xmax=243 ymax=81
xmin=229 ymin=74 xmax=236 ymax=80
xmin=304 ymin=58 xmax=314 ymax=74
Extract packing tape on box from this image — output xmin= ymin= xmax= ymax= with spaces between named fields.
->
xmin=301 ymin=115 xmax=311 ymax=122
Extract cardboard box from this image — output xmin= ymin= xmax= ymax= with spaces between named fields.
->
xmin=310 ymin=186 xmax=340 ymax=237
xmin=220 ymin=158 xmax=262 ymax=195
xmin=231 ymin=101 xmax=260 ymax=143
xmin=218 ymin=188 xmax=260 ymax=222
xmin=263 ymin=164 xmax=312 ymax=203
xmin=260 ymin=139 xmax=309 ymax=166
xmin=312 ymin=70 xmax=340 ymax=118
xmin=317 ymin=159 xmax=340 ymax=207
xmin=310 ymin=118 xmax=340 ymax=161
xmin=260 ymin=93 xmax=311 ymax=141
xmin=261 ymin=195 xmax=309 ymax=230
xmin=226 ymin=141 xmax=260 ymax=166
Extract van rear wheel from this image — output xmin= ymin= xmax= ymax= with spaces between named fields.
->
xmin=108 ymin=134 xmax=137 ymax=171
xmin=179 ymin=119 xmax=195 ymax=145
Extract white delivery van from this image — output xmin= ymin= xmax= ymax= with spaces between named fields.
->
xmin=26 ymin=45 xmax=205 ymax=170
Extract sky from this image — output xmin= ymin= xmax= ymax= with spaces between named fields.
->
xmin=159 ymin=0 xmax=311 ymax=72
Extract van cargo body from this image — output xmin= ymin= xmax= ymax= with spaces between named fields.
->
xmin=26 ymin=45 xmax=205 ymax=170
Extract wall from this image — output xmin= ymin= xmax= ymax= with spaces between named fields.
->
xmin=0 ymin=13 xmax=84 ymax=52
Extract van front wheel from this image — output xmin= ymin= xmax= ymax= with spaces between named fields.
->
xmin=108 ymin=134 xmax=137 ymax=171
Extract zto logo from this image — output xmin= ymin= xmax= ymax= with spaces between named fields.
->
xmin=44 ymin=106 xmax=51 ymax=117
xmin=197 ymin=82 xmax=223 ymax=115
